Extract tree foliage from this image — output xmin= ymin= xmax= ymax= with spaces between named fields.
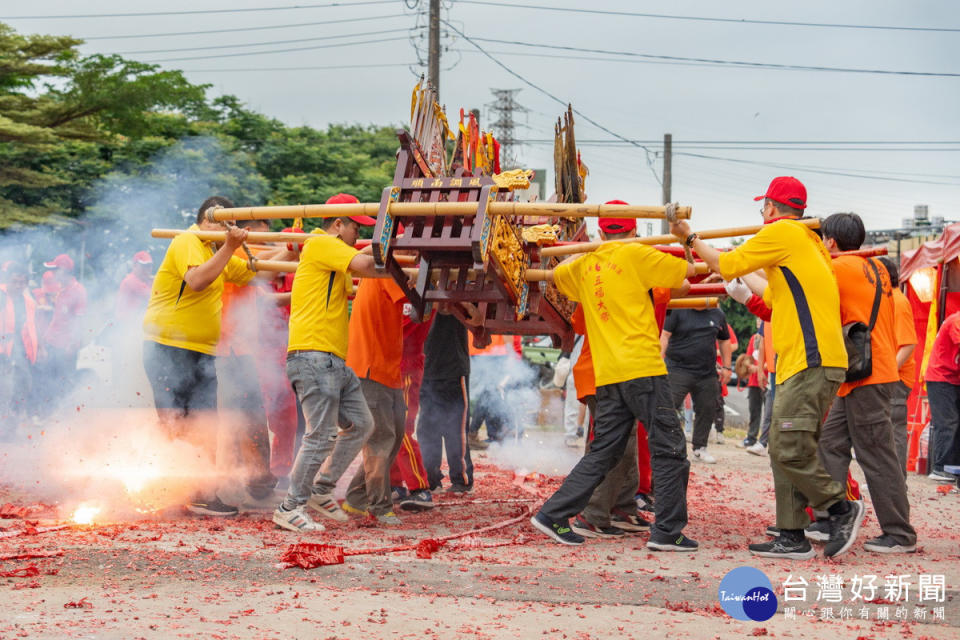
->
xmin=0 ymin=22 xmax=400 ymax=230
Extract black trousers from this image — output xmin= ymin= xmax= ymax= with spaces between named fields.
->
xmin=418 ymin=376 xmax=473 ymax=489
xmin=927 ymin=381 xmax=960 ymax=473
xmin=539 ymin=375 xmax=690 ymax=538
xmin=667 ymin=368 xmax=718 ymax=450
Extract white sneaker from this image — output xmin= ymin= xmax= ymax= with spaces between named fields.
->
xmin=746 ymin=442 xmax=767 ymax=456
xmin=273 ymin=506 xmax=325 ymax=532
xmin=307 ymin=492 xmax=349 ymax=522
xmin=692 ymin=448 xmax=717 ymax=464
xmin=714 ymin=431 xmax=725 ymax=445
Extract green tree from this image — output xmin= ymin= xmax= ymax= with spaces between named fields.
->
xmin=0 ymin=22 xmax=208 ymax=227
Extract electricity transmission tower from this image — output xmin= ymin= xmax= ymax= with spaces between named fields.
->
xmin=486 ymin=89 xmax=529 ymax=169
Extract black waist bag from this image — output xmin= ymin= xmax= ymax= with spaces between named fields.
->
xmin=842 ymin=259 xmax=882 ymax=383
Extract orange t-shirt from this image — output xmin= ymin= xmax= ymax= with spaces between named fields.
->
xmin=220 ymin=247 xmax=260 ymax=357
xmin=571 ymin=305 xmax=595 ymax=401
xmin=833 ymin=256 xmax=899 ymax=396
xmin=346 ymin=277 xmax=407 ymax=388
xmin=892 ymin=288 xmax=917 ymax=389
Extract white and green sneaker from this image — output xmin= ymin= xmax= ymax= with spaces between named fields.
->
xmin=273 ymin=506 xmax=325 ymax=533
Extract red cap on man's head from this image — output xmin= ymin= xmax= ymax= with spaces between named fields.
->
xmin=753 ymin=176 xmax=807 ymax=210
xmin=43 ymin=254 xmax=74 ymax=271
xmin=133 ymin=251 xmax=153 ymax=265
xmin=598 ymin=199 xmax=637 ymax=234
xmin=326 ymin=192 xmax=375 ymax=226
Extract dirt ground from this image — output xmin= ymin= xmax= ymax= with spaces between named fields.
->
xmin=1 ymin=426 xmax=958 ymax=640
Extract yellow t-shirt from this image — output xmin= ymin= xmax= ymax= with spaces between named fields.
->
xmin=553 ymin=242 xmax=687 ymax=386
xmin=287 ymin=230 xmax=359 ymax=359
xmin=717 ymin=219 xmax=847 ymax=384
xmin=143 ymin=225 xmax=254 ymax=355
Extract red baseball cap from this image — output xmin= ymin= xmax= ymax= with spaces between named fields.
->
xmin=282 ymin=226 xmax=307 ymax=252
xmin=133 ymin=251 xmax=153 ymax=265
xmin=43 ymin=254 xmax=74 ymax=271
xmin=326 ymin=192 xmax=375 ymax=226
xmin=598 ymin=199 xmax=637 ymax=234
xmin=754 ymin=176 xmax=807 ymax=210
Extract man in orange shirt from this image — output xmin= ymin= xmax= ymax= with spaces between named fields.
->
xmin=0 ymin=263 xmax=38 ymax=437
xmin=877 ymin=257 xmax=917 ymax=472
xmin=816 ymin=213 xmax=917 ymax=553
xmin=219 ymin=219 xmax=288 ymax=503
xmin=341 ymin=276 xmax=409 ymax=524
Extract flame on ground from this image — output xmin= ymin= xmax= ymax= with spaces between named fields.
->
xmin=72 ymin=504 xmax=101 ymax=525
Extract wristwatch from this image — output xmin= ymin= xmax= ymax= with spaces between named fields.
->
xmin=684 ymin=232 xmax=699 ymax=247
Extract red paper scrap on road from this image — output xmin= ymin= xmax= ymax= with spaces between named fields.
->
xmin=0 ymin=565 xmax=39 ymax=578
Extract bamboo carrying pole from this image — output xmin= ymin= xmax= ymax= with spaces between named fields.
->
xmin=251 ymin=261 xmax=711 ymax=279
xmin=667 ymin=297 xmax=718 ymax=309
xmin=151 ymin=229 xmax=311 ymax=244
xmin=540 ymin=218 xmax=822 ymax=258
xmin=203 ymin=202 xmax=691 ymax=223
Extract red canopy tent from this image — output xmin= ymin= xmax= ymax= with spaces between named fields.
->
xmin=899 ymin=222 xmax=960 ymax=472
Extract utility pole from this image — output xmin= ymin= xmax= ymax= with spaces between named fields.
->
xmin=487 ymin=89 xmax=529 ymax=169
xmin=661 ymin=133 xmax=672 ymax=234
xmin=428 ymin=0 xmax=440 ymax=98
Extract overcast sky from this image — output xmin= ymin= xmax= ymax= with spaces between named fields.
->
xmin=4 ymin=0 xmax=959 ymax=232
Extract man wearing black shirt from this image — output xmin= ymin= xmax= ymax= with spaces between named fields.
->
xmin=417 ymin=311 xmax=473 ymax=492
xmin=660 ymin=308 xmax=732 ymax=464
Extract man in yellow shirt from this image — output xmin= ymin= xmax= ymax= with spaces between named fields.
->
xmin=670 ymin=177 xmax=864 ymax=559
xmin=530 ymin=215 xmax=699 ymax=550
xmin=143 ymin=196 xmax=254 ymax=517
xmin=273 ymin=199 xmax=382 ymax=533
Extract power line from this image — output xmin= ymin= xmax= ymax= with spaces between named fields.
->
xmin=470 ymin=37 xmax=960 ymax=78
xmin=0 ymin=1 xmax=396 ymax=20
xmin=181 ymin=62 xmax=414 ymax=72
xmin=515 ymin=139 xmax=960 ymax=146
xmin=676 ymin=152 xmax=960 ymax=186
xmin=521 ymin=142 xmax=960 ymax=152
xmin=457 ymin=1 xmax=960 ymax=34
xmin=140 ymin=35 xmax=409 ymax=63
xmin=80 ymin=14 xmax=406 ymax=40
xmin=439 ymin=20 xmax=663 ymax=185
xmin=110 ymin=28 xmax=414 ymax=55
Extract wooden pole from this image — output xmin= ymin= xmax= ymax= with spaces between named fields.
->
xmin=151 ymin=229 xmax=311 ymax=244
xmin=668 ymin=297 xmax=718 ymax=309
xmin=540 ymin=218 xmax=822 ymax=258
xmin=661 ymin=132 xmax=672 ymax=235
xmin=203 ymin=201 xmax=692 ymax=222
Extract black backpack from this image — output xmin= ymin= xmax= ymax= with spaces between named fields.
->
xmin=842 ymin=259 xmax=883 ymax=383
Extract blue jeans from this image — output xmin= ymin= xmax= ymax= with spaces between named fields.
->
xmin=281 ymin=351 xmax=373 ymax=510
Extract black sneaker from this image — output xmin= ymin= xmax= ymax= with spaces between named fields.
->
xmin=804 ymin=519 xmax=830 ymax=543
xmin=765 ymin=525 xmax=780 ymax=538
xmin=570 ymin=516 xmax=626 ymax=538
xmin=863 ymin=534 xmax=917 ymax=554
xmin=824 ymin=500 xmax=865 ymax=558
xmin=445 ymin=483 xmax=472 ymax=494
xmin=530 ymin=512 xmax=585 ymax=545
xmin=646 ymin=532 xmax=698 ymax=552
xmin=749 ymin=537 xmax=815 ymax=559
xmin=186 ymin=496 xmax=238 ymax=517
xmin=391 ymin=486 xmax=409 ymax=502
xmin=635 ymin=493 xmax=655 ymax=513
xmin=610 ymin=509 xmax=651 ymax=533
xmin=400 ymin=489 xmax=434 ymax=512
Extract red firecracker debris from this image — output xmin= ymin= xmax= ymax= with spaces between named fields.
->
xmin=280 ymin=543 xmax=346 ymax=569
xmin=0 ymin=565 xmax=39 ymax=578
xmin=415 ymin=538 xmax=445 ymax=559
xmin=64 ymin=597 xmax=93 ymax=609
